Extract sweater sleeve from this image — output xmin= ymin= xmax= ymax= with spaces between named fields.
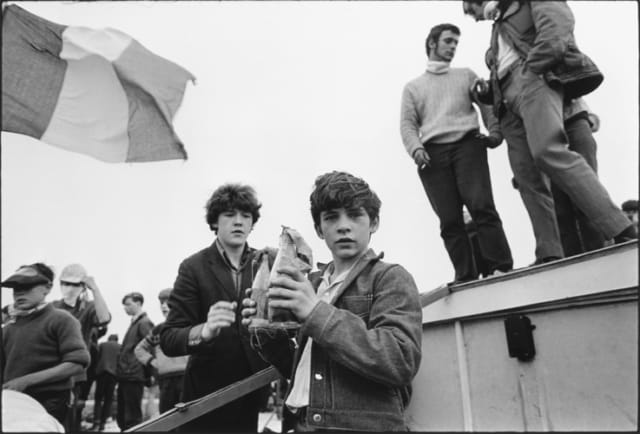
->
xmin=56 ymin=314 xmax=91 ymax=368
xmin=400 ymin=83 xmax=424 ymax=159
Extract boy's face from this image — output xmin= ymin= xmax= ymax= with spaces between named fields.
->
xmin=216 ymin=209 xmax=253 ymax=249
xmin=12 ymin=284 xmax=49 ymax=310
xmin=123 ymin=298 xmax=141 ymax=316
xmin=315 ymin=207 xmax=379 ymax=265
xmin=159 ymin=299 xmax=170 ymax=318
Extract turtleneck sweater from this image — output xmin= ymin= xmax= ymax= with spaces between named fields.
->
xmin=400 ymin=66 xmax=501 ymax=158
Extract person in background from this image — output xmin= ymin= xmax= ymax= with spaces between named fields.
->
xmin=621 ymin=200 xmax=638 ymax=231
xmin=135 ymin=288 xmax=189 ymax=414
xmin=116 ymin=292 xmax=154 ymax=431
xmin=91 ymin=334 xmax=121 ymax=432
xmin=400 ymin=22 xmax=513 ymax=285
xmin=463 ymin=0 xmax=637 ymax=266
xmin=1 ymin=263 xmax=90 ymax=426
xmin=51 ymin=263 xmax=111 ymax=432
xmin=160 ymin=183 xmax=270 ymax=432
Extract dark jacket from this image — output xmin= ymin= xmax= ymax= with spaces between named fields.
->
xmin=116 ymin=312 xmax=153 ymax=382
xmin=485 ymin=1 xmax=603 ymax=112
xmin=159 ymin=242 xmax=269 ymax=431
xmin=96 ymin=340 xmax=121 ymax=377
xmin=251 ymin=249 xmax=423 ymax=431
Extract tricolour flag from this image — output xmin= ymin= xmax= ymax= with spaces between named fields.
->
xmin=1 ymin=5 xmax=195 ymax=163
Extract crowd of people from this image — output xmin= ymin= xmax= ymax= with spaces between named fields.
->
xmin=2 ymin=1 xmax=638 ymax=433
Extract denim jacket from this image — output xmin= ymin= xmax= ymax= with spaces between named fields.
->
xmin=250 ymin=249 xmax=423 ymax=431
xmin=484 ymin=1 xmax=603 ymax=115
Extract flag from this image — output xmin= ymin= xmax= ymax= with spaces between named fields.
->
xmin=1 ymin=5 xmax=195 ymax=163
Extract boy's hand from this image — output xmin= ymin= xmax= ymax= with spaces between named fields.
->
xmin=3 ymin=376 xmax=31 ymax=392
xmin=81 ymin=275 xmax=98 ymax=292
xmin=241 ymin=288 xmax=256 ymax=327
xmin=201 ymin=301 xmax=237 ymax=341
xmin=268 ymin=265 xmax=320 ymax=322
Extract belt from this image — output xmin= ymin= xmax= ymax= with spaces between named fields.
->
xmin=498 ymin=60 xmax=522 ymax=87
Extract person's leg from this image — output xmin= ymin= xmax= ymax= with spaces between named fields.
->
xmin=508 ymin=65 xmax=631 ymax=240
xmin=500 ymin=110 xmax=564 ymax=262
xmin=455 ymin=136 xmax=513 ymax=273
xmin=418 ymin=143 xmax=476 ymax=282
xmin=93 ymin=375 xmax=106 ymax=429
xmin=125 ymin=381 xmax=145 ymax=429
xmin=116 ymin=381 xmax=125 ymax=431
xmin=101 ymin=374 xmax=117 ymax=429
xmin=564 ymin=115 xmax=606 ymax=251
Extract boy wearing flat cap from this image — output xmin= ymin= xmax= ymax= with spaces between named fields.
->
xmin=1 ymin=263 xmax=90 ymax=425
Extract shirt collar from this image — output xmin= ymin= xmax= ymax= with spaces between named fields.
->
xmin=215 ymin=239 xmax=250 ymax=271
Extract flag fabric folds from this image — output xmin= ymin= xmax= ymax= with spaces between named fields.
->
xmin=1 ymin=5 xmax=195 ymax=163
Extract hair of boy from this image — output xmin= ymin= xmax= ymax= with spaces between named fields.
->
xmin=122 ymin=291 xmax=144 ymax=305
xmin=309 ymin=171 xmax=381 ymax=228
xmin=204 ymin=183 xmax=262 ymax=232
xmin=622 ymin=199 xmax=638 ymax=212
xmin=108 ymin=334 xmax=119 ymax=342
xmin=425 ymin=23 xmax=461 ymax=56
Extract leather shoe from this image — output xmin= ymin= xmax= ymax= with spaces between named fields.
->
xmin=530 ymin=256 xmax=561 ymax=266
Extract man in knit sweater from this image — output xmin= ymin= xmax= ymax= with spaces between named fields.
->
xmin=1 ymin=263 xmax=90 ymax=426
xmin=400 ymin=23 xmax=513 ymax=284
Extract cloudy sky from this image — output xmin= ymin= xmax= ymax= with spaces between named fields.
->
xmin=2 ymin=1 xmax=638 ymax=337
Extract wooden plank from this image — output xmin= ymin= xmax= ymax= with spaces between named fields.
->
xmin=126 ymin=366 xmax=283 ymax=432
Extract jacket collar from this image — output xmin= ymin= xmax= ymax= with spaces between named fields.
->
xmin=313 ymin=249 xmax=383 ymax=301
xmin=205 ymin=241 xmax=253 ymax=300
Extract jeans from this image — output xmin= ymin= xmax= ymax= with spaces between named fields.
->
xmin=116 ymin=380 xmax=144 ymax=431
xmin=158 ymin=374 xmax=184 ymax=414
xmin=553 ymin=114 xmax=605 ymax=255
xmin=499 ymin=63 xmax=630 ymax=260
xmin=29 ymin=389 xmax=71 ymax=427
xmin=94 ymin=372 xmax=117 ymax=427
xmin=417 ymin=132 xmax=513 ymax=281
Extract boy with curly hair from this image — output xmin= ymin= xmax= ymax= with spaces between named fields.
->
xmin=243 ymin=171 xmax=423 ymax=431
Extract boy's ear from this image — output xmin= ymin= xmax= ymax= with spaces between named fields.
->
xmin=370 ymin=217 xmax=380 ymax=234
xmin=314 ymin=224 xmax=324 ymax=239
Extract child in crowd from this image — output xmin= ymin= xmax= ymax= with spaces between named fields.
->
xmin=242 ymin=171 xmax=423 ymax=431
xmin=1 ymin=263 xmax=90 ymax=425
xmin=135 ymin=288 xmax=189 ymax=414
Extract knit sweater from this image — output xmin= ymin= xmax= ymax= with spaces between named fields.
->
xmin=400 ymin=67 xmax=502 ymax=158
xmin=2 ymin=304 xmax=90 ymax=394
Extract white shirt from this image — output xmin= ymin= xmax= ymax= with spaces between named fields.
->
xmin=285 ymin=264 xmax=352 ymax=410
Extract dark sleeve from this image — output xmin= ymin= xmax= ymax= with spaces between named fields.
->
xmin=249 ymin=327 xmax=296 ymax=378
xmin=57 ymin=313 xmax=91 ymax=368
xmin=160 ymin=258 xmax=205 ymax=357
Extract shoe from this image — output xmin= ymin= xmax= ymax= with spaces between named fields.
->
xmin=613 ymin=225 xmax=638 ymax=244
xmin=530 ymin=256 xmax=561 ymax=266
xmin=487 ymin=269 xmax=509 ymax=277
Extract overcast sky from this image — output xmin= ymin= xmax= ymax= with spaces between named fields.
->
xmin=2 ymin=1 xmax=638 ymax=338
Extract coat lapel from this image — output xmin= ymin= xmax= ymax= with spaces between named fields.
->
xmin=315 ymin=249 xmax=382 ymax=302
xmin=204 ymin=242 xmax=239 ymax=301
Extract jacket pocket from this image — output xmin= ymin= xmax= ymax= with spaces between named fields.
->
xmin=337 ymin=295 xmax=372 ymax=320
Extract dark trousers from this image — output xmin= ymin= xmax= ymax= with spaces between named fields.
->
xmin=94 ymin=372 xmax=117 ymax=427
xmin=117 ymin=380 xmax=144 ymax=431
xmin=29 ymin=389 xmax=71 ymax=427
xmin=552 ymin=114 xmax=605 ymax=256
xmin=158 ymin=374 xmax=184 ymax=414
xmin=418 ymin=133 xmax=513 ymax=281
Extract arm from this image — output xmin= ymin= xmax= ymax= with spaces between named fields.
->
xmin=134 ymin=329 xmax=157 ymax=368
xmin=302 ymin=265 xmax=423 ymax=387
xmin=400 ymin=84 xmax=431 ymax=167
xmin=83 ymin=276 xmax=111 ymax=325
xmin=525 ymin=1 xmax=574 ymax=74
xmin=471 ymin=70 xmax=503 ymax=146
xmin=3 ymin=362 xmax=84 ymax=392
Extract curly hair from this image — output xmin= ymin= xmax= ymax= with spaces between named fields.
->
xmin=205 ymin=183 xmax=262 ymax=232
xmin=309 ymin=171 xmax=381 ymax=228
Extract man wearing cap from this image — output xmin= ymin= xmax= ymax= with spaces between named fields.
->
xmin=51 ymin=263 xmax=111 ymax=432
xmin=117 ymin=292 xmax=154 ymax=431
xmin=135 ymin=288 xmax=189 ymax=414
xmin=2 ymin=263 xmax=90 ymax=425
